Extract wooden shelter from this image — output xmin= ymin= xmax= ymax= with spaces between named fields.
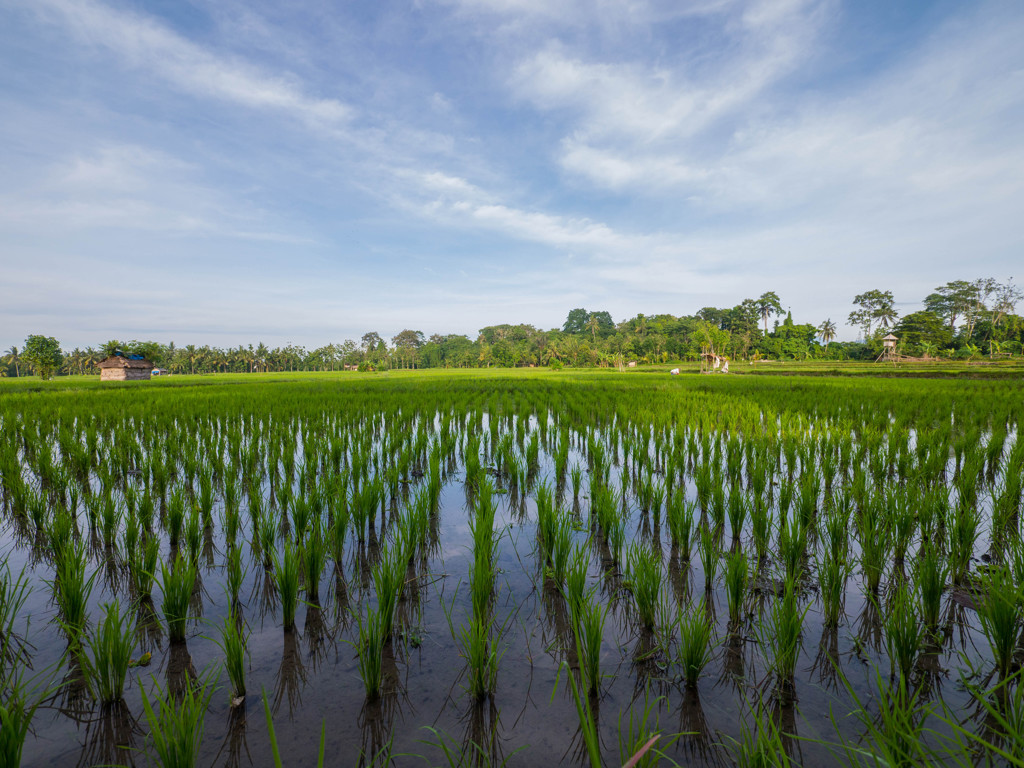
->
xmin=876 ymin=334 xmax=899 ymax=363
xmin=98 ymin=354 xmax=154 ymax=381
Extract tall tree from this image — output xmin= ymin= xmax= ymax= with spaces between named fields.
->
xmin=817 ymin=319 xmax=837 ymax=349
xmin=848 ymin=289 xmax=897 ymax=339
xmin=924 ymin=280 xmax=975 ymax=336
xmin=755 ymin=292 xmax=784 ymax=336
xmin=562 ymin=308 xmax=588 ymax=334
xmin=361 ymin=332 xmax=383 ymax=351
xmin=22 ymin=335 xmax=62 ymax=380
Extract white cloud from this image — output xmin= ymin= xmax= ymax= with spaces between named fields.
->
xmin=29 ymin=0 xmax=353 ymax=128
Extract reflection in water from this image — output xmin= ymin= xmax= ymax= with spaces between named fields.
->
xmin=719 ymin=629 xmax=746 ymax=691
xmin=677 ymin=686 xmax=713 ymax=763
xmin=215 ymin=702 xmax=252 ymax=768
xmin=256 ymin=567 xmax=278 ymax=621
xmin=303 ymin=601 xmax=331 ymax=671
xmin=54 ymin=653 xmax=91 ymax=722
xmin=77 ymin=701 xmax=138 ymax=768
xmin=856 ymin=595 xmax=882 ymax=654
xmin=772 ymin=697 xmax=802 ymax=766
xmin=272 ymin=628 xmax=308 ymax=718
xmin=459 ymin=697 xmax=505 ymax=768
xmin=135 ymin=598 xmax=164 ymax=654
xmin=166 ymin=640 xmax=197 ymax=700
xmin=811 ymin=626 xmax=841 ymax=692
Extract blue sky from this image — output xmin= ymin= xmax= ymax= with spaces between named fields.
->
xmin=2 ymin=0 xmax=1022 ymax=348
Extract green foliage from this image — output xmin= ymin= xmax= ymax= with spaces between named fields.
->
xmin=21 ymin=335 xmax=62 ymax=380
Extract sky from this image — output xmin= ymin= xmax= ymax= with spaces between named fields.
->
xmin=1 ymin=0 xmax=1023 ymax=349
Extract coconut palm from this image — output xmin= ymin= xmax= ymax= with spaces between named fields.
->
xmin=818 ymin=319 xmax=837 ymax=349
xmin=4 ymin=346 xmax=20 ymax=377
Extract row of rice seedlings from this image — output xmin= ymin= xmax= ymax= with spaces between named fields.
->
xmin=463 ymin=481 xmax=501 ymax=699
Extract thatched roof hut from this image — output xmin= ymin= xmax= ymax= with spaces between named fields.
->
xmin=98 ymin=354 xmax=154 ymax=381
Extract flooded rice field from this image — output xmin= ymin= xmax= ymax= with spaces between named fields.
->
xmin=1 ymin=373 xmax=1023 ymax=766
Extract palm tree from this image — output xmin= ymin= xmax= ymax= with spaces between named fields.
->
xmin=587 ymin=314 xmax=600 ymax=343
xmin=4 ymin=346 xmax=20 ymax=377
xmin=756 ymin=292 xmax=783 ymax=336
xmin=184 ymin=345 xmax=198 ymax=375
xmin=817 ymin=319 xmax=837 ymax=349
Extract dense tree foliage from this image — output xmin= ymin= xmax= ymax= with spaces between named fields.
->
xmin=3 ymin=278 xmax=1022 ymax=377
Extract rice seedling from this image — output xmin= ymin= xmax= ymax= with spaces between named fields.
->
xmin=225 ymin=544 xmax=245 ymax=607
xmin=617 ymin=690 xmax=678 ymax=768
xmin=948 ymin=503 xmax=980 ymax=585
xmin=727 ymin=487 xmax=748 ymax=542
xmin=667 ymin=493 xmax=696 ymax=560
xmin=53 ymin=540 xmax=95 ymax=647
xmin=83 ymin=600 xmax=135 ymax=705
xmin=372 ymin=544 xmax=406 ymax=638
xmin=698 ymin=525 xmax=718 ymax=592
xmin=571 ymin=588 xmax=608 ymax=696
xmin=353 ymin=603 xmax=387 ymax=700
xmin=273 ymin=542 xmax=301 ymax=631
xmin=558 ymin=623 xmax=602 ymax=768
xmin=913 ymin=543 xmax=947 ymax=633
xmin=626 ymin=542 xmax=662 ymax=631
xmin=881 ymin=585 xmax=923 ymax=685
xmin=677 ymin=601 xmax=713 ymax=688
xmin=160 ymin=556 xmax=196 ymax=643
xmin=724 ymin=548 xmax=748 ymax=624
xmin=457 ymin=616 xmax=501 ymax=700
xmin=139 ymin=672 xmax=215 ymax=768
xmin=858 ymin=501 xmax=889 ymax=593
xmin=0 ymin=665 xmax=48 ymax=768
xmin=816 ymin=551 xmax=847 ymax=628
xmin=975 ymin=565 xmax=1022 ymax=680
xmin=562 ymin=542 xmax=590 ymax=617
xmin=729 ymin=710 xmax=792 ymax=768
xmin=570 ymin=463 xmax=583 ymax=501
xmin=759 ymin=579 xmax=805 ymax=694
xmin=749 ymin=498 xmax=770 ymax=562
xmin=777 ymin=515 xmax=806 ymax=583
xmin=548 ymin=515 xmax=573 ymax=585
xmin=257 ymin=509 xmax=277 ymax=568
xmin=300 ymin=523 xmax=327 ymax=603
xmin=166 ymin=488 xmax=186 ymax=549
xmin=216 ymin=612 xmax=248 ymax=701
xmin=129 ymin=535 xmax=160 ymax=600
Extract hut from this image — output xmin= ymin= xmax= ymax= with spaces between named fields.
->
xmin=98 ymin=353 xmax=154 ymax=381
xmin=877 ymin=334 xmax=899 ymax=363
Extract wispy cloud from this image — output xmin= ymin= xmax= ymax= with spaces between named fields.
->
xmin=28 ymin=0 xmax=353 ymax=127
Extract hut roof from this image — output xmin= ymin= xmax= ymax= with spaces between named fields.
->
xmin=98 ymin=354 xmax=154 ymax=370
xmin=882 ymin=333 xmax=898 ymax=341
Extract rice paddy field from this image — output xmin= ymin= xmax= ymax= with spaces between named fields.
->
xmin=2 ymin=368 xmax=1024 ymax=767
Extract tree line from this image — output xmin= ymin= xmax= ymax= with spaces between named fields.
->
xmin=3 ymin=278 xmax=1022 ymax=377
